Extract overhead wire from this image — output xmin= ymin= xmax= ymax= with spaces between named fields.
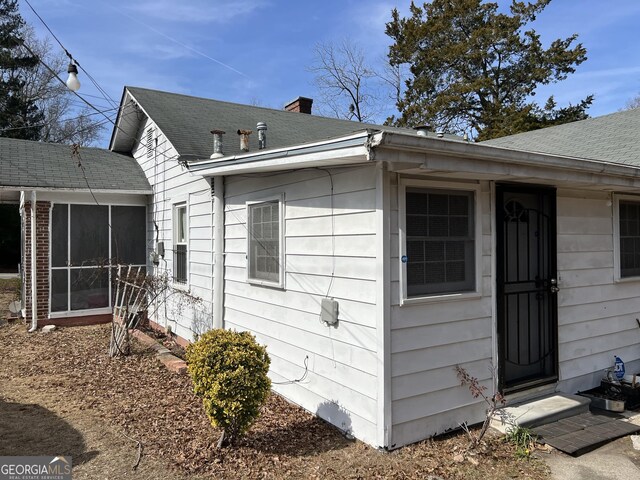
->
xmin=22 ymin=0 xmax=118 ymax=108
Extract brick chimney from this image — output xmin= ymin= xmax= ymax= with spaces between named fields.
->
xmin=284 ymin=96 xmax=313 ymax=114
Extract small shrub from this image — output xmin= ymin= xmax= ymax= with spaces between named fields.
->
xmin=186 ymin=329 xmax=271 ymax=447
xmin=505 ymin=426 xmax=536 ymax=458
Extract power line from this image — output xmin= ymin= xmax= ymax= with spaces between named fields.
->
xmin=23 ymin=0 xmax=119 ymax=108
xmin=21 ymin=41 xmax=114 ymax=124
xmin=0 ymin=105 xmax=119 ymax=133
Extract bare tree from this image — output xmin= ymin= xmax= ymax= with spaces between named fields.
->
xmin=19 ymin=27 xmax=106 ymax=145
xmin=310 ymin=39 xmax=382 ymax=122
xmin=622 ymin=93 xmax=640 ymax=110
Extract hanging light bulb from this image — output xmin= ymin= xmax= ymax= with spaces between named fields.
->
xmin=66 ymin=62 xmax=81 ymax=91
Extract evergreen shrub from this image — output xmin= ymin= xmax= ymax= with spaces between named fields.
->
xmin=186 ymin=329 xmax=271 ymax=446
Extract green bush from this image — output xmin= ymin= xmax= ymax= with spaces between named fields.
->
xmin=186 ymin=329 xmax=271 ymax=446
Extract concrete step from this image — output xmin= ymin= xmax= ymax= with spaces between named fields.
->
xmin=490 ymin=393 xmax=591 ymax=434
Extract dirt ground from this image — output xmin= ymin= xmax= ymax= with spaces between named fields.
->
xmin=0 ymin=291 xmax=549 ymax=478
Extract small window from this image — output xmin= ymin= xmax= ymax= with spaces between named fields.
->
xmin=404 ymin=187 xmax=475 ymax=296
xmin=173 ymin=203 xmax=187 ymax=284
xmin=247 ymin=198 xmax=282 ymax=286
xmin=146 ymin=128 xmax=154 ymax=158
xmin=618 ymin=199 xmax=640 ymax=278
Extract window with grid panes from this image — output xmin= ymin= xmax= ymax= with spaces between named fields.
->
xmin=173 ymin=203 xmax=187 ymax=284
xmin=619 ymin=200 xmax=640 ymax=278
xmin=405 ymin=188 xmax=475 ymax=295
xmin=248 ymin=200 xmax=280 ymax=283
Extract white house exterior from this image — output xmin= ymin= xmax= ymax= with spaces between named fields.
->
xmin=110 ymin=87 xmax=640 ymax=449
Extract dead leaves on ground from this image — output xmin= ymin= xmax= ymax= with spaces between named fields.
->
xmin=0 ymin=324 xmax=549 ymax=479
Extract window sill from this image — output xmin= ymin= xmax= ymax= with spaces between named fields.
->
xmin=614 ymin=275 xmax=640 ymax=284
xmin=49 ymin=307 xmax=112 ymax=318
xmin=247 ymin=278 xmax=284 ymax=290
xmin=400 ymin=290 xmax=482 ymax=307
xmin=172 ymin=280 xmax=190 ymax=291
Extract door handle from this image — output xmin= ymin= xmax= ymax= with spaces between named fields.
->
xmin=549 ymin=278 xmax=559 ymax=293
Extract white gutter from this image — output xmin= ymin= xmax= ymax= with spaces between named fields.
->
xmin=186 ymin=131 xmax=372 ymax=176
xmin=28 ymin=190 xmax=37 ymax=333
xmin=0 ymin=186 xmax=153 ymax=195
xmin=369 ymin=131 xmax=640 ymax=181
xmin=212 ymin=176 xmax=224 ymax=330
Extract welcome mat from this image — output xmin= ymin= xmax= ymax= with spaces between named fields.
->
xmin=531 ymin=412 xmax=640 ymax=456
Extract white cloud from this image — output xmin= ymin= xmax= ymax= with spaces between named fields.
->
xmin=128 ymin=0 xmax=269 ymax=24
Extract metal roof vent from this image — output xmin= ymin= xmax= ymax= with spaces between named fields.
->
xmin=237 ymin=129 xmax=252 ymax=152
xmin=210 ymin=130 xmax=225 ymax=159
xmin=436 ymin=130 xmax=444 ymax=138
xmin=257 ymin=122 xmax=267 ymax=150
xmin=413 ymin=125 xmax=432 ymax=137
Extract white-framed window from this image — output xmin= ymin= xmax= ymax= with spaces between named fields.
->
xmin=246 ymin=195 xmax=284 ymax=287
xmin=399 ymin=180 xmax=481 ymax=303
xmin=614 ymin=195 xmax=640 ymax=280
xmin=173 ymin=202 xmax=188 ymax=285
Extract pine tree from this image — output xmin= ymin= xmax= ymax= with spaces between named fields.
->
xmin=386 ymin=0 xmax=592 ymax=140
xmin=0 ymin=0 xmax=43 ymax=140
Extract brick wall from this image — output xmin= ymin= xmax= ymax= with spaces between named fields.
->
xmin=23 ymin=201 xmax=51 ymax=322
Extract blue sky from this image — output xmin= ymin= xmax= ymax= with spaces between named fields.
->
xmin=20 ymin=0 xmax=640 ymax=147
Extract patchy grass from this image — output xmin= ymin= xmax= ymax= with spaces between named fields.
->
xmin=0 ymin=323 xmax=550 ymax=479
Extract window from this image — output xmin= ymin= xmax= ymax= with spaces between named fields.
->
xmin=173 ymin=203 xmax=187 ymax=284
xmin=247 ymin=197 xmax=283 ymax=286
xmin=402 ymin=185 xmax=477 ymax=298
xmin=617 ymin=198 xmax=640 ymax=278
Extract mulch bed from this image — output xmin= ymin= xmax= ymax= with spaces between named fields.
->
xmin=0 ymin=323 xmax=550 ymax=479
xmin=137 ymin=323 xmax=186 ymax=360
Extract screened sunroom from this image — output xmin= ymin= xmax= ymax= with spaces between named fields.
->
xmin=49 ymin=203 xmax=147 ymax=318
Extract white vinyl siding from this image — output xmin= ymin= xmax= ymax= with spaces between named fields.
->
xmin=390 ymin=177 xmax=491 ymax=448
xmin=224 ymin=165 xmax=379 ymax=445
xmin=131 ymin=114 xmax=214 ymax=342
xmin=556 ymin=189 xmax=640 ymax=394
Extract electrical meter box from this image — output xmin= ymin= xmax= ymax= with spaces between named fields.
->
xmin=321 ymin=298 xmax=339 ymax=326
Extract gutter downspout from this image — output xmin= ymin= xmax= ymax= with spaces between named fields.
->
xmin=212 ymin=176 xmax=224 ymax=329
xmin=28 ymin=190 xmax=37 ymax=333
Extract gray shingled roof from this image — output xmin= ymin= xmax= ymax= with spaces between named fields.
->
xmin=483 ymin=107 xmax=640 ymax=166
xmin=0 ymin=137 xmax=151 ymax=192
xmin=118 ymin=86 xmax=424 ymax=158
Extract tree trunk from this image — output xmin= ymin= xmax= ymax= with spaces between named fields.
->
xmin=216 ymin=429 xmax=227 ymax=448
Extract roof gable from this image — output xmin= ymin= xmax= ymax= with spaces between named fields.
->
xmin=111 ymin=86 xmax=416 ymax=159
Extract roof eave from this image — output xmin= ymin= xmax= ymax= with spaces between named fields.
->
xmin=371 ymin=131 xmax=640 ymax=181
xmin=0 ymin=185 xmax=152 ymax=195
xmin=186 ymin=130 xmax=373 ymax=176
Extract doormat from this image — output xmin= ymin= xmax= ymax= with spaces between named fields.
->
xmin=531 ymin=412 xmax=640 ymax=456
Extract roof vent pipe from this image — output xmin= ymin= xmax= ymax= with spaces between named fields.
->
xmin=237 ymin=129 xmax=252 ymax=152
xmin=436 ymin=130 xmax=444 ymax=138
xmin=413 ymin=125 xmax=432 ymax=137
xmin=257 ymin=122 xmax=267 ymax=150
xmin=210 ymin=130 xmax=225 ymax=159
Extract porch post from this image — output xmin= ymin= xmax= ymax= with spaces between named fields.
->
xmin=28 ymin=190 xmax=37 ymax=332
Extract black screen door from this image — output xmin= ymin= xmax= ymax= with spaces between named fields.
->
xmin=497 ymin=185 xmax=558 ymax=391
